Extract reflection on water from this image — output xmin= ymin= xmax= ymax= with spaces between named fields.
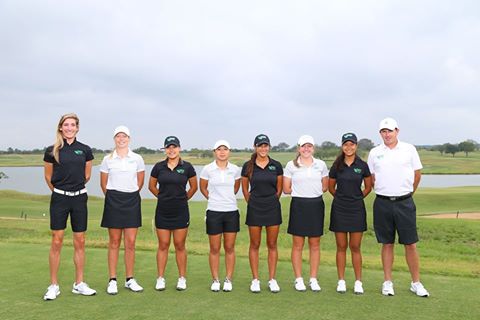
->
xmin=0 ymin=166 xmax=479 ymax=201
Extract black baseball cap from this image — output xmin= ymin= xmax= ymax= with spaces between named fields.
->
xmin=164 ymin=136 xmax=180 ymax=147
xmin=254 ymin=134 xmax=270 ymax=147
xmin=341 ymin=132 xmax=357 ymax=144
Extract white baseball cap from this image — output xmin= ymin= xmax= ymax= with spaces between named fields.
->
xmin=113 ymin=125 xmax=130 ymax=137
xmin=213 ymin=139 xmax=231 ymax=150
xmin=298 ymin=134 xmax=315 ymax=146
xmin=379 ymin=118 xmax=398 ymax=131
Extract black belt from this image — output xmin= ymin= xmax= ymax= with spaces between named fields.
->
xmin=376 ymin=193 xmax=412 ymax=201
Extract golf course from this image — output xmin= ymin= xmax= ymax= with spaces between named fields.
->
xmin=0 ymin=186 xmax=479 ymax=320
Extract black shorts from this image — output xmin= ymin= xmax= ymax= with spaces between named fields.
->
xmin=287 ymin=196 xmax=325 ymax=237
xmin=206 ymin=210 xmax=240 ymax=235
xmin=246 ymin=195 xmax=282 ymax=227
xmin=49 ymin=192 xmax=88 ymax=232
xmin=101 ymin=190 xmax=142 ymax=228
xmin=373 ymin=196 xmax=419 ymax=245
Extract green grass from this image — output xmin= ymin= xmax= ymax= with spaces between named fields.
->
xmin=1 ymin=150 xmax=480 ymax=174
xmin=0 ymin=189 xmax=479 ymax=319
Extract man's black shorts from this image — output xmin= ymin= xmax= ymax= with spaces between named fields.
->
xmin=49 ymin=192 xmax=88 ymax=232
xmin=373 ymin=196 xmax=418 ymax=245
xmin=206 ymin=210 xmax=240 ymax=235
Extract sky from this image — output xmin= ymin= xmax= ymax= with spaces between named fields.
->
xmin=1 ymin=0 xmax=479 ymax=150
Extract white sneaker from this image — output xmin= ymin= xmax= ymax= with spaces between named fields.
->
xmin=354 ymin=280 xmax=364 ymax=294
xmin=223 ymin=278 xmax=232 ymax=292
xmin=176 ymin=277 xmax=187 ymax=291
xmin=410 ymin=281 xmax=429 ymax=297
xmin=107 ymin=280 xmax=118 ymax=295
xmin=43 ymin=284 xmax=60 ymax=301
xmin=155 ymin=277 xmax=166 ymax=291
xmin=294 ymin=277 xmax=306 ymax=292
xmin=336 ymin=279 xmax=347 ymax=293
xmin=268 ymin=279 xmax=280 ymax=293
xmin=211 ymin=279 xmax=220 ymax=292
xmin=125 ymin=278 xmax=143 ymax=292
xmin=72 ymin=282 xmax=96 ymax=296
xmin=250 ymin=279 xmax=261 ymax=293
xmin=309 ymin=278 xmax=321 ymax=292
xmin=382 ymin=280 xmax=395 ymax=296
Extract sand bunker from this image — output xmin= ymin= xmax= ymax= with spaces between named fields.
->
xmin=422 ymin=213 xmax=480 ymax=220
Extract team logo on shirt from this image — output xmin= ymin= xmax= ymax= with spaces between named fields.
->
xmin=376 ymin=155 xmax=384 ymax=160
xmin=74 ymin=150 xmax=84 ymax=155
xmin=176 ymin=168 xmax=185 ymax=174
xmin=353 ymin=168 xmax=362 ymax=174
xmin=268 ymin=165 xmax=276 ymax=171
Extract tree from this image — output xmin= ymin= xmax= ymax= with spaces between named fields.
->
xmin=320 ymin=141 xmax=337 ymax=149
xmin=357 ymin=138 xmax=375 ymax=151
xmin=271 ymin=142 xmax=290 ymax=152
xmin=432 ymin=144 xmax=446 ymax=156
xmin=0 ymin=172 xmax=8 ymax=182
xmin=444 ymin=143 xmax=459 ymax=157
xmin=458 ymin=141 xmax=476 ymax=157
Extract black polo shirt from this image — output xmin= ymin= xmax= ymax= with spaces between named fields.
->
xmin=329 ymin=156 xmax=370 ymax=201
xmin=150 ymin=159 xmax=196 ymax=203
xmin=241 ymin=157 xmax=283 ymax=198
xmin=43 ymin=139 xmax=94 ymax=191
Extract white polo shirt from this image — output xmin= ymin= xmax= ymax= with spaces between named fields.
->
xmin=200 ymin=161 xmax=241 ymax=211
xmin=367 ymin=140 xmax=422 ymax=196
xmin=100 ymin=149 xmax=145 ymax=192
xmin=284 ymin=158 xmax=329 ymax=198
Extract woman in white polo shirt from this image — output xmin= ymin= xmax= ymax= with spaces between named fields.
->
xmin=199 ymin=140 xmax=241 ymax=292
xmin=283 ymin=135 xmax=328 ymax=292
xmin=100 ymin=126 xmax=145 ymax=295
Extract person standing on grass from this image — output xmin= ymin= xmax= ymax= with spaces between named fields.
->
xmin=100 ymin=126 xmax=145 ymax=295
xmin=283 ymin=135 xmax=328 ymax=293
xmin=149 ymin=136 xmax=198 ymax=291
xmin=199 ymin=140 xmax=241 ymax=292
xmin=329 ymin=133 xmax=372 ymax=294
xmin=241 ymin=134 xmax=283 ymax=293
xmin=43 ymin=113 xmax=96 ymax=301
xmin=367 ymin=117 xmax=429 ymax=297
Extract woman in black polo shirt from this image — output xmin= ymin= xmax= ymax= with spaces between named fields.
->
xmin=43 ymin=113 xmax=96 ymax=301
xmin=241 ymin=134 xmax=283 ymax=293
xmin=328 ymin=133 xmax=372 ymax=295
xmin=149 ymin=136 xmax=198 ymax=291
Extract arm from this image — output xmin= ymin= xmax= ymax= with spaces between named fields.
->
xmin=370 ymin=173 xmax=376 ymax=189
xmin=148 ymin=177 xmax=159 ymax=197
xmin=321 ymin=176 xmax=328 ymax=193
xmin=44 ymin=162 xmax=54 ymax=191
xmin=186 ymin=176 xmax=198 ymax=200
xmin=85 ymin=160 xmax=93 ymax=183
xmin=362 ymin=176 xmax=373 ymax=198
xmin=328 ymin=178 xmax=336 ymax=196
xmin=233 ymin=178 xmax=241 ymax=194
xmin=241 ymin=177 xmax=250 ymax=202
xmin=100 ymin=172 xmax=108 ymax=195
xmin=137 ymin=171 xmax=145 ymax=191
xmin=283 ymin=176 xmax=292 ymax=195
xmin=413 ymin=170 xmax=421 ymax=193
xmin=199 ymin=178 xmax=209 ymax=199
xmin=276 ymin=175 xmax=283 ymax=198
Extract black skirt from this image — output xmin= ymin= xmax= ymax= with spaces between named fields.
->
xmin=287 ymin=196 xmax=325 ymax=237
xmin=101 ymin=190 xmax=142 ymax=228
xmin=155 ymin=199 xmax=190 ymax=230
xmin=329 ymin=197 xmax=367 ymax=232
xmin=246 ymin=194 xmax=282 ymax=227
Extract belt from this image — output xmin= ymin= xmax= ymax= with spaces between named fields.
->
xmin=376 ymin=193 xmax=412 ymax=201
xmin=53 ymin=188 xmax=87 ymax=196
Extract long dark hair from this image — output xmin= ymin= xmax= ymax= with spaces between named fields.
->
xmin=332 ymin=151 xmax=346 ymax=172
xmin=245 ymin=152 xmax=257 ymax=179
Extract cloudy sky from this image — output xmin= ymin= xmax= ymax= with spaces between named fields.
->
xmin=1 ymin=0 xmax=479 ymax=150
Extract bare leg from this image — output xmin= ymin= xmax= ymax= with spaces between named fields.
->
xmin=291 ymin=236 xmax=305 ymax=278
xmin=308 ymin=236 xmax=321 ymax=279
xmin=123 ymin=228 xmax=138 ymax=278
xmin=349 ymin=232 xmax=363 ymax=281
xmin=107 ymin=228 xmax=122 ymax=279
xmin=266 ymin=225 xmax=280 ymax=280
xmin=72 ymin=232 xmax=86 ymax=284
xmin=209 ymin=234 xmax=222 ymax=279
xmin=49 ymin=230 xmax=65 ymax=284
xmin=248 ymin=226 xmax=262 ymax=279
xmin=156 ymin=229 xmax=171 ymax=277
xmin=382 ymin=243 xmax=395 ymax=281
xmin=223 ymin=232 xmax=237 ymax=279
xmin=335 ymin=232 xmax=348 ymax=280
xmin=404 ymin=243 xmax=420 ymax=282
xmin=172 ymin=228 xmax=188 ymax=277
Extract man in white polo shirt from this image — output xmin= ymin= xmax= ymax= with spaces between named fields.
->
xmin=367 ymin=117 xmax=429 ymax=297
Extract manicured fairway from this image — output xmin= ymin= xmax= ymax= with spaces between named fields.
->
xmin=0 ymin=189 xmax=479 ymax=319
